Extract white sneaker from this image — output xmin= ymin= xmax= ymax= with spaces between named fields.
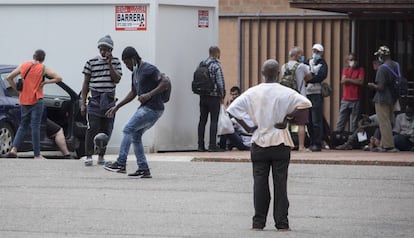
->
xmin=84 ymin=157 xmax=93 ymax=166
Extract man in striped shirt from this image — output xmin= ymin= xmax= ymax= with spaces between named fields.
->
xmin=81 ymin=35 xmax=122 ymax=166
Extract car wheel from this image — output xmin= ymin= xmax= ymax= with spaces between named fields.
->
xmin=0 ymin=122 xmax=15 ymax=156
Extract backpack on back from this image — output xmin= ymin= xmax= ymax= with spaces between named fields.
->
xmin=382 ymin=63 xmax=408 ymax=100
xmin=280 ymin=62 xmax=300 ymax=91
xmin=192 ymin=61 xmax=215 ymax=95
xmin=159 ymin=73 xmax=172 ymax=103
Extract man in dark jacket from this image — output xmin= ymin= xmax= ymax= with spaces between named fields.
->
xmin=305 ymin=43 xmax=328 ymax=152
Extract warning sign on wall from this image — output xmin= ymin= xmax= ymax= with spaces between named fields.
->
xmin=115 ymin=5 xmax=147 ymax=31
xmin=198 ymin=10 xmax=209 ymax=28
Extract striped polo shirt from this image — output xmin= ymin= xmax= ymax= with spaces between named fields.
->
xmin=82 ymin=56 xmax=122 ymax=93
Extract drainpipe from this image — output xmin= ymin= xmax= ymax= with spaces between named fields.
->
xmin=351 ymin=19 xmax=356 ymax=52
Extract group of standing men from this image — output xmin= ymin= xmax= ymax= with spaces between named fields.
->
xmin=280 ymin=44 xmax=328 ymax=152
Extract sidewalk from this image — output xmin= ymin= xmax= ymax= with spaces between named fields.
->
xmin=144 ymin=149 xmax=414 ymax=166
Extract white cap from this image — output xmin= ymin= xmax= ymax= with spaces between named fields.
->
xmin=312 ymin=43 xmax=324 ymax=52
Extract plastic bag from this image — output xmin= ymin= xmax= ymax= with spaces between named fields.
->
xmin=217 ymin=105 xmax=235 ymax=135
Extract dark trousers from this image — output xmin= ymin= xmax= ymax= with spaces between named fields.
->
xmin=307 ymin=94 xmax=324 ymax=148
xmin=197 ymin=95 xmax=220 ymax=149
xmin=394 ymin=134 xmax=414 ymax=151
xmin=85 ymin=114 xmax=114 ymax=157
xmin=250 ymin=143 xmax=290 ymax=229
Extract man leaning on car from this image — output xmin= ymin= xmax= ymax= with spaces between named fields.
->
xmin=3 ymin=49 xmax=62 ymax=159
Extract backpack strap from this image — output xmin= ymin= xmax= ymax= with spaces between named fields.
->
xmin=382 ymin=63 xmax=401 ymax=78
xmin=42 ymin=65 xmax=46 ymax=82
xmin=292 ymin=62 xmax=300 ymax=72
xmin=22 ymin=63 xmax=34 ymax=80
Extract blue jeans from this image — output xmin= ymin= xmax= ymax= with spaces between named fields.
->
xmin=307 ymin=94 xmax=323 ymax=148
xmin=13 ymin=101 xmax=44 ymax=156
xmin=117 ymin=106 xmax=163 ymax=169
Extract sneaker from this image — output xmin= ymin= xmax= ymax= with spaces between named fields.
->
xmin=97 ymin=157 xmax=106 ymax=165
xmin=103 ymin=161 xmax=126 ymax=173
xmin=84 ymin=156 xmax=93 ymax=166
xmin=310 ymin=145 xmax=322 ymax=152
xmin=371 ymin=147 xmax=399 ymax=153
xmin=64 ymin=154 xmax=76 ymax=160
xmin=197 ymin=146 xmax=207 ymax=152
xmin=335 ymin=143 xmax=352 ymax=150
xmin=1 ymin=152 xmax=18 ymax=158
xmin=128 ymin=169 xmax=152 ymax=178
xmin=208 ymin=146 xmax=225 ymax=152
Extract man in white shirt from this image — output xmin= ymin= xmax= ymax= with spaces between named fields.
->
xmin=227 ymin=59 xmax=312 ymax=231
xmin=281 ymin=46 xmax=312 ymax=151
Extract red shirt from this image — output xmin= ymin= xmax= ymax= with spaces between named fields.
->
xmin=19 ymin=62 xmax=44 ymax=105
xmin=341 ymin=67 xmax=364 ymax=101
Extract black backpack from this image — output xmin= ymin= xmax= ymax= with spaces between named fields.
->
xmin=382 ymin=63 xmax=408 ymax=100
xmin=192 ymin=61 xmax=215 ymax=95
xmin=159 ymin=73 xmax=172 ymax=103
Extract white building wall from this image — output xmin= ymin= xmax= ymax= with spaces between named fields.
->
xmin=0 ymin=0 xmax=218 ymax=153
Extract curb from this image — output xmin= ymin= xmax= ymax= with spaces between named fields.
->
xmin=191 ymin=157 xmax=414 ymax=166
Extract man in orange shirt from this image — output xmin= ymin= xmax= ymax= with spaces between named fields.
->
xmin=4 ymin=49 xmax=62 ymax=159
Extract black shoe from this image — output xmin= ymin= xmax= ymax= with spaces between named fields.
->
xmin=63 ymin=154 xmax=76 ymax=160
xmin=128 ymin=169 xmax=152 ymax=178
xmin=335 ymin=143 xmax=352 ymax=150
xmin=1 ymin=152 xmax=17 ymax=158
xmin=197 ymin=146 xmax=207 ymax=152
xmin=310 ymin=145 xmax=322 ymax=152
xmin=103 ymin=161 xmax=126 ymax=173
xmin=208 ymin=146 xmax=225 ymax=152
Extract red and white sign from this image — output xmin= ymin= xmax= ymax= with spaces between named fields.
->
xmin=115 ymin=5 xmax=147 ymax=31
xmin=198 ymin=10 xmax=209 ymax=28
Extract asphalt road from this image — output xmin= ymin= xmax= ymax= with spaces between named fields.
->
xmin=0 ymin=158 xmax=413 ymax=238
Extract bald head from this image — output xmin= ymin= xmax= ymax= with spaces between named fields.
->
xmin=262 ymin=59 xmax=279 ymax=83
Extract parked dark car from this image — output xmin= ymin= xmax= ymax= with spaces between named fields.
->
xmin=0 ymin=64 xmax=87 ymax=158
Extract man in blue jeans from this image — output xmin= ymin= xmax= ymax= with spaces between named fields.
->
xmin=3 ymin=49 xmax=62 ymax=159
xmin=103 ymin=46 xmax=169 ymax=178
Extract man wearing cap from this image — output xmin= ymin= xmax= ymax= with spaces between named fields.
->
xmin=305 ymin=43 xmax=328 ymax=152
xmin=81 ymin=35 xmax=123 ymax=166
xmin=367 ymin=45 xmax=399 ymax=152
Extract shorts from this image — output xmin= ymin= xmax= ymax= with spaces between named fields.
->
xmin=290 ymin=108 xmax=309 ymax=125
xmin=46 ymin=119 xmax=61 ymax=138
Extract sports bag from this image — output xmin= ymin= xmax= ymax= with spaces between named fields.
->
xmin=321 ymin=81 xmax=333 ymax=97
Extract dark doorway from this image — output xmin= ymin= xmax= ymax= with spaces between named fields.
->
xmin=355 ymin=19 xmax=414 ymax=115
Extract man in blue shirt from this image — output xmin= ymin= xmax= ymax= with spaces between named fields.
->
xmin=103 ymin=47 xmax=169 ymax=178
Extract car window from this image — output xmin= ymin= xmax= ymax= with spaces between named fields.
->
xmin=1 ymin=72 xmax=20 ymax=98
xmin=43 ymin=83 xmax=70 ymax=99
